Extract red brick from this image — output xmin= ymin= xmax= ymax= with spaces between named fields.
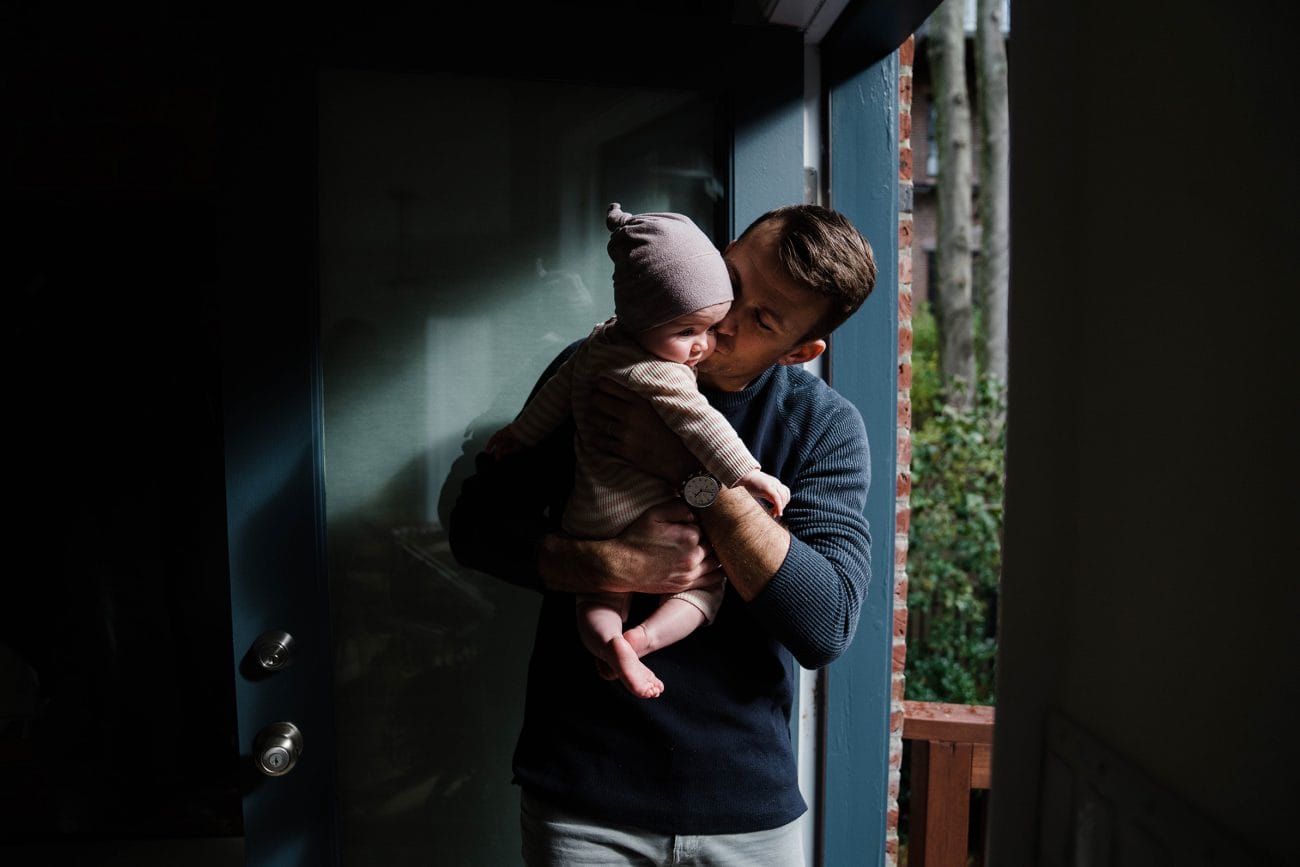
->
xmin=898 ymin=289 xmax=913 ymax=320
xmin=892 ymin=640 xmax=907 ymax=668
xmin=897 ymin=433 xmax=912 ymax=466
xmin=895 ymin=506 xmax=910 ymax=534
xmin=899 ymin=252 xmax=913 ymax=285
xmin=900 ymin=109 xmax=912 ymax=144
xmin=886 ymin=838 xmax=900 ymax=857
xmin=899 ymin=219 xmax=912 ymax=247
xmin=898 ymin=324 xmax=913 ymax=355
xmin=894 ymin=570 xmax=908 ymax=594
xmin=899 ymin=35 xmax=915 ymax=67
xmin=893 ymin=676 xmax=907 ymax=701
xmin=894 ymin=605 xmax=908 ymax=638
xmin=896 ymin=468 xmax=911 ymax=497
xmin=899 ymin=74 xmax=912 ymax=106
xmin=899 ymin=146 xmax=912 ymax=181
xmin=890 ymin=707 xmax=904 ymax=732
xmin=898 ymin=361 xmax=912 ymax=390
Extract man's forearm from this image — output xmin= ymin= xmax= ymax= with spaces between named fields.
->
xmin=537 ymin=501 xmax=726 ymax=597
xmin=696 ymin=486 xmax=790 ymax=601
xmin=537 ymin=532 xmax=610 ymax=593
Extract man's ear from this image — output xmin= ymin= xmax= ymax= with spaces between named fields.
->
xmin=778 ymin=338 xmax=826 ymax=367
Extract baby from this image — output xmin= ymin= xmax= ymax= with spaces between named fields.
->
xmin=487 ymin=203 xmax=790 ymax=698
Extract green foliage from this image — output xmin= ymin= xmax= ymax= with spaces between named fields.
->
xmin=910 ymin=303 xmax=942 ymax=431
xmin=905 ymin=375 xmax=1004 ymax=705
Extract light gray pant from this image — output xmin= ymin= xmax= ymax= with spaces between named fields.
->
xmin=520 ymin=790 xmax=807 ymax=867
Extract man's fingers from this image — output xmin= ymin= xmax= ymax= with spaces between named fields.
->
xmin=651 ymin=500 xmax=697 ymax=524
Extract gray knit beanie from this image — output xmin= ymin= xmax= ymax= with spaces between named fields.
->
xmin=606 ymin=203 xmax=733 ymax=332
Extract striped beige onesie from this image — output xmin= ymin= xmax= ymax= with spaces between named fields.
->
xmin=508 ymin=318 xmax=760 ymax=622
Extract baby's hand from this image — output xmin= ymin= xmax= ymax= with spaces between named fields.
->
xmin=486 ymin=425 xmax=524 ymax=459
xmin=735 ymin=469 xmax=791 ymax=518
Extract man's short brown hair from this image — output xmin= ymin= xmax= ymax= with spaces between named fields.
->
xmin=740 ymin=204 xmax=877 ymax=342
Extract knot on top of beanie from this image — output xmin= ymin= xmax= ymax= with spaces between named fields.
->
xmin=606 ymin=202 xmax=633 ymax=231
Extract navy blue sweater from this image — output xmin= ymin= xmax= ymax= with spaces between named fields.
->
xmin=449 ymin=350 xmax=872 ymax=834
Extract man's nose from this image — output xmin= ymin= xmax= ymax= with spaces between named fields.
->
xmin=715 ymin=310 xmax=739 ymax=336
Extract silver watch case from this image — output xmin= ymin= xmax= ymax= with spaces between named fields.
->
xmin=681 ymin=471 xmax=721 ymax=508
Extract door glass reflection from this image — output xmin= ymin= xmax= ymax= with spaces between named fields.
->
xmin=318 ymin=69 xmax=721 ymax=865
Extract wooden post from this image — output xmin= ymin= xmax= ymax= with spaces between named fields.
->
xmin=904 ymin=702 xmax=995 ymax=867
xmin=911 ymin=740 xmax=974 ymax=867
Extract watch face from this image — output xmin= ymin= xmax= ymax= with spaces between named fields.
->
xmin=683 ymin=474 xmax=720 ymax=507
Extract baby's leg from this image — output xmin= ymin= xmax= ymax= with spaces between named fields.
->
xmin=576 ymin=599 xmax=664 ymax=699
xmin=623 ymin=597 xmax=708 ymax=659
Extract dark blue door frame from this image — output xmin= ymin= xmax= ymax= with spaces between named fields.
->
xmin=823 ymin=50 xmax=902 ymax=867
xmin=219 ymin=63 xmax=341 ymax=867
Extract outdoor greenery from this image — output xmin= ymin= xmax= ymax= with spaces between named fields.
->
xmin=905 ymin=303 xmax=1004 ymax=706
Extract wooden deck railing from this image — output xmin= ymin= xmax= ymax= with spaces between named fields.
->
xmin=902 ymin=701 xmax=995 ymax=867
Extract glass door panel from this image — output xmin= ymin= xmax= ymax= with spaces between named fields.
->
xmin=317 ymin=68 xmax=720 ymax=865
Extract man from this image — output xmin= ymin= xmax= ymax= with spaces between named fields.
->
xmin=449 ymin=204 xmax=877 ymax=866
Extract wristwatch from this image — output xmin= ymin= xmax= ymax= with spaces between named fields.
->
xmin=680 ymin=469 xmax=722 ymax=508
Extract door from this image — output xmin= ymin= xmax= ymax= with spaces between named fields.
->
xmin=220 ymin=52 xmax=746 ymax=862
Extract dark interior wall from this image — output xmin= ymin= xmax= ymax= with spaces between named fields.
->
xmin=991 ymin=1 xmax=1299 ymax=864
xmin=2 ymin=10 xmax=242 ymax=839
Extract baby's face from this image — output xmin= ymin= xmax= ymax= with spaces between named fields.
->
xmin=637 ymin=301 xmax=732 ymax=367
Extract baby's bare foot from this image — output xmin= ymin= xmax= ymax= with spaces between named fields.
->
xmin=609 ymin=635 xmax=663 ymax=698
xmin=622 ymin=623 xmax=654 ymax=657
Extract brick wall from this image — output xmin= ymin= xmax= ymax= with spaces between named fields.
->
xmin=885 ymin=33 xmax=916 ymax=867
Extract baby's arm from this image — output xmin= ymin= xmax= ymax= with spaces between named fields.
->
xmin=734 ymin=469 xmax=791 ymax=517
xmin=618 ymin=361 xmax=785 ymax=509
xmin=501 ymin=350 xmax=579 ymax=447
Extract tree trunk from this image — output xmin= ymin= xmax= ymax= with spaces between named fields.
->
xmin=928 ymin=0 xmax=975 ymax=408
xmin=976 ymin=0 xmax=1010 ymax=397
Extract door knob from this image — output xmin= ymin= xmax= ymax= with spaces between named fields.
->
xmin=253 ymin=630 xmax=296 ymax=671
xmin=254 ymin=721 xmax=303 ymax=776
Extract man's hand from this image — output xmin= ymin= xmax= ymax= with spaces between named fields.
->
xmin=539 ymin=501 xmax=725 ymax=596
xmin=586 ymin=379 xmax=694 ymax=484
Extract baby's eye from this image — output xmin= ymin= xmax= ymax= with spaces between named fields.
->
xmin=754 ymin=312 xmax=774 ymax=331
xmin=707 ymin=325 xmax=718 ymax=334
xmin=677 ymin=328 xmax=696 ymax=337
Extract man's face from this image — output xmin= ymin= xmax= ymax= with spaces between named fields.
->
xmin=696 ymin=220 xmax=831 ymax=392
